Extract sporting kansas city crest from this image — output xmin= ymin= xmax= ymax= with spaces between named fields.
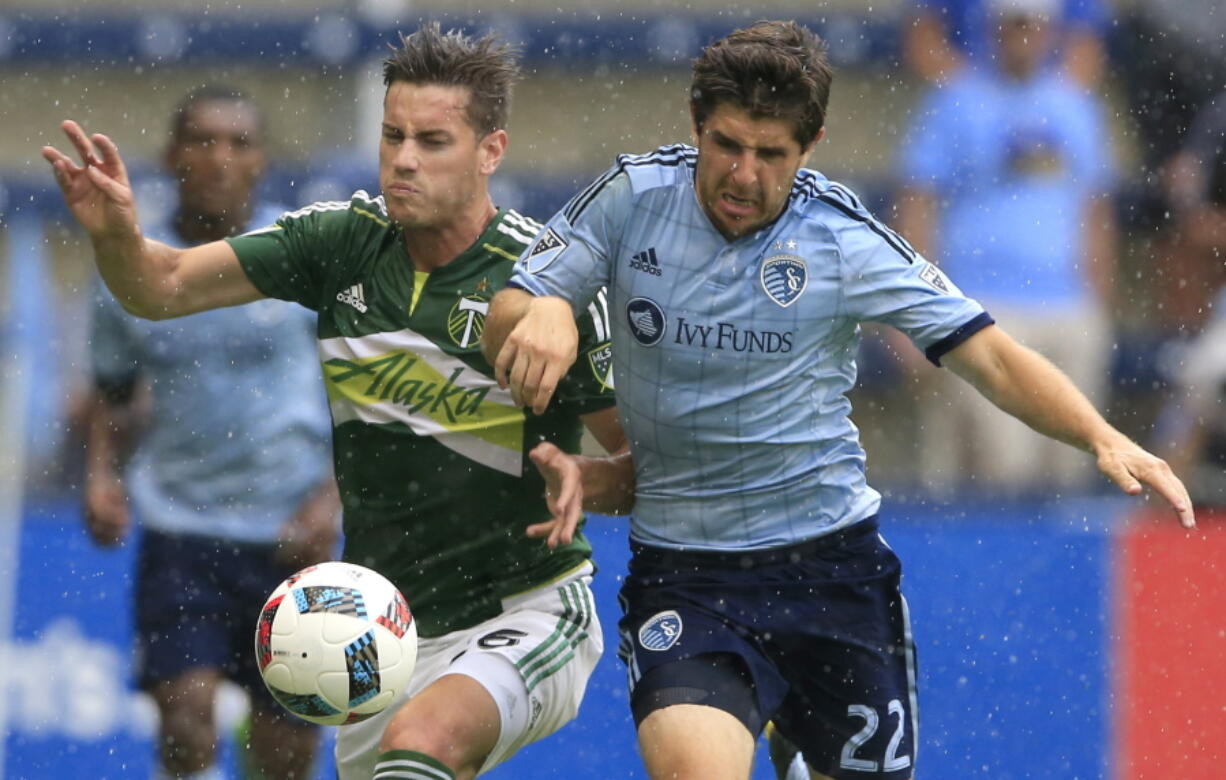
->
xmin=760 ymin=254 xmax=808 ymax=307
xmin=523 ymin=227 xmax=568 ymax=273
xmin=638 ymin=610 xmax=683 ymax=651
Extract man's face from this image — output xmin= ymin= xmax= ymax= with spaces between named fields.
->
xmin=997 ymin=13 xmax=1052 ymax=77
xmin=167 ymin=99 xmax=265 ymax=220
xmin=693 ymin=102 xmax=819 ymax=241
xmin=379 ymin=82 xmax=501 ymax=230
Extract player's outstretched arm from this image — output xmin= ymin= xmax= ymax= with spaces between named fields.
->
xmin=42 ymin=120 xmax=261 ymax=319
xmin=485 ymin=288 xmax=580 ymax=414
xmin=943 ymin=325 xmax=1195 ymax=528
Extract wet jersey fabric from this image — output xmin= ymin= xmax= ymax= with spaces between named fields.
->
xmin=509 ymin=145 xmax=991 ymax=551
xmin=90 ymin=204 xmax=331 ymax=543
xmin=228 ymin=192 xmax=615 ymax=636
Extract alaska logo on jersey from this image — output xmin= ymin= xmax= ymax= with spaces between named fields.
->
xmin=760 ymin=255 xmax=808 ymax=307
xmin=448 ymin=295 xmax=489 ymax=348
xmin=626 ymin=297 xmax=666 ymax=347
xmin=524 ymin=227 xmax=568 ymax=273
xmin=638 ymin=610 xmax=682 ymax=651
xmin=324 ymin=353 xmax=495 ymax=424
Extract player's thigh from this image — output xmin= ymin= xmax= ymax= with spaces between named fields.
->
xmin=335 ymin=566 xmax=601 ymax=779
xmin=225 ymin=541 xmax=307 ymax=712
xmin=638 ymin=703 xmax=755 ymax=780
xmin=770 ymin=536 xmax=918 ymax=780
xmin=627 ymin=653 xmax=762 ymax=780
xmin=133 ymin=530 xmax=241 ymax=690
xmin=379 ymin=671 xmax=502 ymax=775
xmin=464 ymin=567 xmax=603 ymax=771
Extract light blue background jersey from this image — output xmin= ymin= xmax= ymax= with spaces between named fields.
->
xmin=900 ymin=69 xmax=1113 ymax=305
xmin=90 ymin=204 xmax=331 ymax=543
xmin=510 ymin=145 xmax=992 ymax=550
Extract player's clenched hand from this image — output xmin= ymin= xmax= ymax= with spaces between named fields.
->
xmin=494 ymin=296 xmax=579 ymax=415
xmin=1095 ymin=434 xmax=1196 ymax=529
xmin=41 ymin=120 xmax=139 ymax=242
xmin=83 ymin=472 xmax=130 ymax=547
xmin=277 ymin=485 xmax=340 ymax=568
xmin=526 ymin=441 xmax=583 ymax=549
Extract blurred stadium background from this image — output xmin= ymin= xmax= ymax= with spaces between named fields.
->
xmin=2 ymin=0 xmax=1224 ymax=777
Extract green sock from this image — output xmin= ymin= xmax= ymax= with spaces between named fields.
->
xmin=371 ymin=749 xmax=456 ymax=779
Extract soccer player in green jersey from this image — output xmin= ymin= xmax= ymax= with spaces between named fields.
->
xmin=44 ymin=24 xmax=631 ymax=780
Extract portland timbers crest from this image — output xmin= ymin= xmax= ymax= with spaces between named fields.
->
xmin=760 ymin=254 xmax=808 ymax=307
xmin=448 ymin=294 xmax=490 ymax=348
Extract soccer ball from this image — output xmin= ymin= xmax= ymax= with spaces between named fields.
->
xmin=255 ymin=561 xmax=418 ymax=726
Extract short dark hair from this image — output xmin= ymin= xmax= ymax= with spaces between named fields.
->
xmin=690 ymin=20 xmax=833 ymax=148
xmin=169 ymin=85 xmax=264 ymax=144
xmin=383 ymin=23 xmax=520 ymax=136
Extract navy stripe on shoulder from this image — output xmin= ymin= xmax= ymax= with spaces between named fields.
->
xmin=925 ymin=312 xmax=995 ymax=366
xmin=563 ymin=145 xmax=697 ymax=224
xmin=813 ymin=194 xmax=918 ymax=265
xmin=793 ymin=172 xmax=919 ymax=264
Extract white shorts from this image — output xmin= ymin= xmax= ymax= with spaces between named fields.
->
xmin=334 ymin=562 xmax=602 ymax=779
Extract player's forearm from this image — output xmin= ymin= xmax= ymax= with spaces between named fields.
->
xmin=93 ymin=233 xmax=188 ymax=320
xmin=85 ymin=395 xmax=139 ymax=478
xmin=946 ymin=328 xmax=1121 ymax=456
xmin=577 ymin=450 xmax=636 ymax=515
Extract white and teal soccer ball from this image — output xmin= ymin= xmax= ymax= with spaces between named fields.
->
xmin=255 ymin=561 xmax=418 ymax=726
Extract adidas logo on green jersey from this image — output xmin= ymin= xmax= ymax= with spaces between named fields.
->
xmin=337 ymin=283 xmax=369 ymax=313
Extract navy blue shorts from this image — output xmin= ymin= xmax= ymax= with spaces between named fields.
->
xmin=617 ymin=517 xmax=918 ymax=780
xmin=135 ymin=529 xmax=299 ymax=713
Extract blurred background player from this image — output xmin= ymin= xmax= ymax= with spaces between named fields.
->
xmin=901 ymin=0 xmax=1107 ymax=86
xmin=895 ymin=0 xmax=1118 ymax=493
xmin=47 ymin=25 xmax=630 ymax=780
xmin=84 ymin=85 xmax=338 ymax=780
xmin=1153 ymin=142 xmax=1226 ymax=510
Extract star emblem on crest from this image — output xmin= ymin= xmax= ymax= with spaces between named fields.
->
xmin=475 ymin=277 xmax=490 ymax=293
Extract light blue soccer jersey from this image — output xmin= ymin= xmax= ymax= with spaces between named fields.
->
xmin=510 ymin=145 xmax=992 ymax=550
xmin=90 ymin=205 xmax=332 ymax=543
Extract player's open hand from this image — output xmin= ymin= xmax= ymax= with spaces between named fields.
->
xmin=494 ymin=296 xmax=578 ymax=415
xmin=526 ymin=441 xmax=584 ymax=548
xmin=1095 ymin=434 xmax=1196 ymax=529
xmin=41 ymin=120 xmax=139 ymax=242
xmin=83 ymin=471 xmax=130 ymax=547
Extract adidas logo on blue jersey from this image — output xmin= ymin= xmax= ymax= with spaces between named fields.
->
xmin=337 ymin=283 xmax=368 ymax=313
xmin=629 ymin=247 xmax=662 ymax=276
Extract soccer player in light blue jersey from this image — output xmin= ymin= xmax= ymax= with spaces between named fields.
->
xmin=84 ymin=87 xmax=336 ymax=780
xmin=483 ymin=20 xmax=1195 ymax=780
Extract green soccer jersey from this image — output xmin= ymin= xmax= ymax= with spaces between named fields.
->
xmin=227 ymin=191 xmax=615 ymax=637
